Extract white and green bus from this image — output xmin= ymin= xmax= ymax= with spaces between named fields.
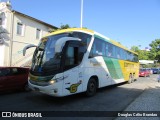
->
xmin=23 ymin=28 xmax=139 ymax=97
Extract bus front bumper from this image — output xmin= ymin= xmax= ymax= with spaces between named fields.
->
xmin=28 ymin=80 xmax=63 ymax=97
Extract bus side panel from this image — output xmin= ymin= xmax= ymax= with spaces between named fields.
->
xmin=85 ymin=57 xmax=112 ymax=88
xmin=119 ymin=60 xmax=139 ymax=81
xmin=119 ymin=60 xmax=129 ymax=81
xmin=103 ymin=57 xmax=124 ymax=81
xmin=82 ymin=67 xmax=95 ymax=92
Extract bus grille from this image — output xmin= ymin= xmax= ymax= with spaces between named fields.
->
xmin=29 ymin=80 xmax=49 ymax=86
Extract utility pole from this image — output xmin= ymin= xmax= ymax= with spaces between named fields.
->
xmin=80 ymin=0 xmax=83 ymax=28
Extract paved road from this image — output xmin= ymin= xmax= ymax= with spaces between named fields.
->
xmin=0 ymin=74 xmax=159 ymax=120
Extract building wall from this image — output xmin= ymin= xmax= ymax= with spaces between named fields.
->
xmin=10 ymin=13 xmax=52 ymax=67
xmin=0 ymin=3 xmax=11 ymax=66
xmin=0 ymin=2 xmax=57 ymax=67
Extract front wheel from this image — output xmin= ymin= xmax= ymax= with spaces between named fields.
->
xmin=86 ymin=78 xmax=97 ymax=97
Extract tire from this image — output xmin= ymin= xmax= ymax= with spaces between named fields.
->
xmin=86 ymin=78 xmax=97 ymax=97
xmin=132 ymin=74 xmax=135 ymax=82
xmin=128 ymin=74 xmax=132 ymax=84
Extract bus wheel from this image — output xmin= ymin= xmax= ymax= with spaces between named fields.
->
xmin=128 ymin=74 xmax=132 ymax=84
xmin=132 ymin=74 xmax=135 ymax=82
xmin=86 ymin=78 xmax=97 ymax=97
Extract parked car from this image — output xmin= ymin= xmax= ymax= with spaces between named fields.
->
xmin=152 ymin=68 xmax=159 ymax=74
xmin=146 ymin=68 xmax=153 ymax=74
xmin=139 ymin=68 xmax=150 ymax=77
xmin=0 ymin=67 xmax=30 ymax=92
xmin=158 ymin=68 xmax=160 ymax=74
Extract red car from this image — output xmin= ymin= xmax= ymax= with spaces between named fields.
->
xmin=0 ymin=67 xmax=30 ymax=92
xmin=139 ymin=68 xmax=150 ymax=77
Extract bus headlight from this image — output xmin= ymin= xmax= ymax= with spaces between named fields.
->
xmin=49 ymin=76 xmax=64 ymax=85
xmin=49 ymin=80 xmax=56 ymax=84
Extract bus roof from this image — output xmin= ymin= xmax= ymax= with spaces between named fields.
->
xmin=44 ymin=28 xmax=138 ymax=55
xmin=94 ymin=31 xmax=138 ymax=55
xmin=45 ymin=28 xmax=94 ymax=37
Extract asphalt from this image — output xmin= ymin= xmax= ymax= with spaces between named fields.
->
xmin=115 ymin=75 xmax=160 ymax=120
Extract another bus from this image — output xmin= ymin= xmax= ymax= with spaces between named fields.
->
xmin=23 ymin=28 xmax=139 ymax=97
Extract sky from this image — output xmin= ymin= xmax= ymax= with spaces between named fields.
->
xmin=7 ymin=0 xmax=160 ymax=49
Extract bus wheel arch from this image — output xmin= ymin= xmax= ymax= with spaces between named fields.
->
xmin=86 ymin=76 xmax=99 ymax=97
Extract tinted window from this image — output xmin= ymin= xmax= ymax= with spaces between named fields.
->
xmin=140 ymin=69 xmax=146 ymax=72
xmin=89 ymin=37 xmax=105 ymax=57
xmin=108 ymin=43 xmax=113 ymax=57
xmin=69 ymin=32 xmax=92 ymax=49
xmin=115 ymin=47 xmax=122 ymax=59
xmin=65 ymin=46 xmax=77 ymax=66
xmin=12 ymin=68 xmax=19 ymax=75
xmin=89 ymin=36 xmax=138 ymax=62
xmin=121 ymin=49 xmax=126 ymax=60
xmin=0 ymin=68 xmax=11 ymax=77
xmin=78 ymin=44 xmax=86 ymax=63
xmin=133 ymin=54 xmax=138 ymax=62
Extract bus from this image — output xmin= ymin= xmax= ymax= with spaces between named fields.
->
xmin=23 ymin=28 xmax=139 ymax=97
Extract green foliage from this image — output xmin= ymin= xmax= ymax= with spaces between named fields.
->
xmin=59 ymin=24 xmax=70 ymax=29
xmin=131 ymin=46 xmax=149 ymax=60
xmin=149 ymin=39 xmax=160 ymax=62
xmin=49 ymin=24 xmax=71 ymax=32
xmin=49 ymin=24 xmax=87 ymax=33
xmin=130 ymin=39 xmax=160 ymax=64
xmin=130 ymin=46 xmax=139 ymax=53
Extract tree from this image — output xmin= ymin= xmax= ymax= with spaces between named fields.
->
xmin=49 ymin=24 xmax=71 ymax=32
xmin=0 ymin=26 xmax=9 ymax=44
xmin=59 ymin=24 xmax=70 ymax=29
xmin=130 ymin=46 xmax=139 ymax=53
xmin=130 ymin=46 xmax=149 ymax=60
xmin=50 ymin=24 xmax=88 ymax=33
xmin=149 ymin=39 xmax=160 ymax=62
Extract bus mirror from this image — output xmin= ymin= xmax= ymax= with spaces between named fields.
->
xmin=55 ymin=37 xmax=81 ymax=53
xmin=23 ymin=44 xmax=37 ymax=56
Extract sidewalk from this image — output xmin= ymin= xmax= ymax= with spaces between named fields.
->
xmin=116 ymin=78 xmax=160 ymax=120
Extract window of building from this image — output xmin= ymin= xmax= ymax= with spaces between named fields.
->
xmin=17 ymin=22 xmax=24 ymax=36
xmin=36 ymin=28 xmax=41 ymax=39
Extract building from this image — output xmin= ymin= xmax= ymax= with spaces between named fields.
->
xmin=139 ymin=60 xmax=154 ymax=65
xmin=0 ymin=1 xmax=58 ymax=67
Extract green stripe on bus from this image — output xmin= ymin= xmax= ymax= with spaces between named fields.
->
xmin=103 ymin=57 xmax=124 ymax=79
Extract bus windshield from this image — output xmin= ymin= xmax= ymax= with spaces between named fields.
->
xmin=30 ymin=32 xmax=92 ymax=76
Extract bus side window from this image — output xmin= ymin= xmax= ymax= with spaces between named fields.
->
xmin=121 ymin=49 xmax=126 ymax=60
xmin=108 ymin=44 xmax=113 ymax=57
xmin=105 ymin=43 xmax=109 ymax=56
xmin=64 ymin=45 xmax=79 ymax=70
xmin=89 ymin=37 xmax=105 ymax=57
xmin=116 ymin=47 xmax=121 ymax=59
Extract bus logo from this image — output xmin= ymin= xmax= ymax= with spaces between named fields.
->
xmin=66 ymin=83 xmax=81 ymax=93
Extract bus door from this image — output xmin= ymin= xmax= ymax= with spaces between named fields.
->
xmin=62 ymin=41 xmax=84 ymax=95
